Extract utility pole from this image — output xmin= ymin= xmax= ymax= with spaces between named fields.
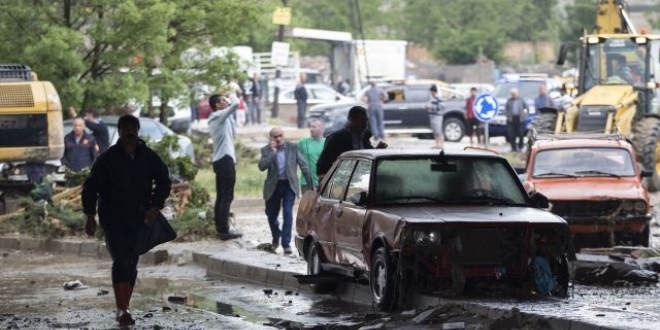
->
xmin=271 ymin=0 xmax=288 ymax=119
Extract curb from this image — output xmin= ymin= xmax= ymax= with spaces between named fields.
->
xmin=0 ymin=236 xmax=630 ymax=330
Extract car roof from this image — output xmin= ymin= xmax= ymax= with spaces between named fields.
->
xmin=533 ymin=138 xmax=633 ymax=150
xmin=339 ymin=149 xmax=505 ymax=161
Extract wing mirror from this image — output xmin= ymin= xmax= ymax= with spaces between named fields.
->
xmin=641 ymin=169 xmax=654 ymax=178
xmin=529 ymin=192 xmax=549 ymax=209
xmin=347 ymin=191 xmax=367 ymax=206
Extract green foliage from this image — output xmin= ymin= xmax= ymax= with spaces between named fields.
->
xmin=191 ymin=135 xmax=213 ymax=169
xmin=147 ymin=134 xmax=197 ymax=182
xmin=170 ymin=207 xmax=216 ymax=241
xmin=0 ymin=198 xmax=85 ymax=239
xmin=0 ymin=0 xmax=265 ymax=113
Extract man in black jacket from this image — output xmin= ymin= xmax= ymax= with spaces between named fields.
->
xmin=82 ymin=114 xmax=171 ymax=326
xmin=61 ymin=118 xmax=98 ymax=185
xmin=316 ymin=106 xmax=387 ymax=180
xmin=294 ymin=75 xmax=308 ymax=129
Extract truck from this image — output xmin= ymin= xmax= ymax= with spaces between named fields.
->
xmin=531 ymin=0 xmax=660 ymax=191
xmin=0 ymin=64 xmax=65 ymax=214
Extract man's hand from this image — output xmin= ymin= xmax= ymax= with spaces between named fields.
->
xmin=376 ymin=141 xmax=388 ymax=149
xmin=85 ymin=215 xmax=96 ymax=236
xmin=68 ymin=107 xmax=77 ymax=118
xmin=269 ymin=140 xmax=277 ymax=153
xmin=145 ymin=206 xmax=159 ymax=225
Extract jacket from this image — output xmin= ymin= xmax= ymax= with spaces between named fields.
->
xmin=82 ymin=139 xmax=171 ymax=229
xmin=84 ymin=119 xmax=110 ymax=154
xmin=294 ymin=84 xmax=308 ymax=102
xmin=504 ymin=97 xmax=529 ymax=122
xmin=61 ymin=132 xmax=98 ymax=172
xmin=258 ymin=142 xmax=312 ymax=200
xmin=316 ymin=126 xmax=374 ymax=176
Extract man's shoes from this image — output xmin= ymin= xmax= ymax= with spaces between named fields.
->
xmin=268 ymin=240 xmax=279 ymax=253
xmin=283 ymin=247 xmax=293 ymax=255
xmin=116 ymin=310 xmax=135 ymax=326
xmin=217 ymin=230 xmax=243 ymax=241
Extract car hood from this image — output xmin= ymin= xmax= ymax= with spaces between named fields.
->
xmin=531 ymin=177 xmax=646 ymax=201
xmin=377 ymin=205 xmax=565 ymax=225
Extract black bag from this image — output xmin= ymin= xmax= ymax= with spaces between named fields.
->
xmin=136 ymin=212 xmax=177 ymax=255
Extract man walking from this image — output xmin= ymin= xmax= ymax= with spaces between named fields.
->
xmin=426 ymin=85 xmax=444 ymax=149
xmin=465 ymin=87 xmax=482 ymax=145
xmin=243 ymin=73 xmax=263 ymax=125
xmin=258 ymin=127 xmax=312 ymax=254
xmin=209 ymin=93 xmax=242 ymax=240
xmin=82 ymin=114 xmax=171 ymax=326
xmin=61 ymin=118 xmax=98 ymax=173
xmin=504 ymin=88 xmax=529 ymax=152
xmin=316 ymin=106 xmax=387 ymax=180
xmin=294 ymin=74 xmax=308 ymax=129
xmin=363 ymin=82 xmax=387 ymax=142
xmin=298 ymin=120 xmax=325 ymax=192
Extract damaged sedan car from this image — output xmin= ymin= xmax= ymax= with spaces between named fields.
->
xmin=295 ymin=149 xmax=575 ymax=310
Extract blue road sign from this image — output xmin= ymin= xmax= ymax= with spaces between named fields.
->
xmin=473 ymin=93 xmax=499 ymax=123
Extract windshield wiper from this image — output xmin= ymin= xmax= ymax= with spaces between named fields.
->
xmin=534 ymin=172 xmax=578 ymax=178
xmin=574 ymin=170 xmax=621 ymax=178
xmin=381 ymin=196 xmax=445 ymax=203
xmin=460 ymin=196 xmax=517 ymax=205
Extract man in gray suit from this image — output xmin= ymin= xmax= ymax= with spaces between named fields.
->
xmin=258 ymin=127 xmax=313 ymax=254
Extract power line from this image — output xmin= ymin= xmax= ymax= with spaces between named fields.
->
xmin=353 ymin=0 xmax=370 ymax=83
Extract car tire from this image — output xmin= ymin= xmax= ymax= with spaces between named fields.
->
xmin=632 ymin=117 xmax=660 ymax=192
xmin=369 ymin=247 xmax=397 ymax=311
xmin=443 ymin=117 xmax=465 ymax=142
xmin=307 ymin=243 xmax=336 ymax=294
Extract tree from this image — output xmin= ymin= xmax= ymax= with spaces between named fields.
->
xmin=0 ymin=0 xmax=264 ymax=119
xmin=558 ymin=0 xmax=597 ymax=65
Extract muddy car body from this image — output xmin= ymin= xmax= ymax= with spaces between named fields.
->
xmin=522 ymin=134 xmax=652 ymax=248
xmin=295 ymin=149 xmax=574 ymax=310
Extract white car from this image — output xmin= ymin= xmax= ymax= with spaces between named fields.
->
xmin=268 ymin=83 xmax=352 ymax=105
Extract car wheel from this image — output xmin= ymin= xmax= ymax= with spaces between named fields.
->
xmin=369 ymin=247 xmax=397 ymax=311
xmin=443 ymin=117 xmax=465 ymax=142
xmin=307 ymin=243 xmax=336 ymax=294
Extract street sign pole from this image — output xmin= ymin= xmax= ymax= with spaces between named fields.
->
xmin=485 ymin=123 xmax=489 ymax=149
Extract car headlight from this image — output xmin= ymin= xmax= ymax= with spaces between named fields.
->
xmin=634 ymin=201 xmax=646 ymax=213
xmin=622 ymin=200 xmax=634 ymax=212
xmin=413 ymin=230 xmax=441 ymax=245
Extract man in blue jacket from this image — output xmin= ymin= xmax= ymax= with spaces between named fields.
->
xmin=61 ymin=118 xmax=98 ymax=173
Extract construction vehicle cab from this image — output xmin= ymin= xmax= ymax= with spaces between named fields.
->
xmin=0 ymin=64 xmax=64 ymax=214
xmin=534 ymin=0 xmax=660 ymax=191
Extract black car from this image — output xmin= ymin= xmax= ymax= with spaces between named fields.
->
xmin=305 ymin=83 xmax=469 ymax=141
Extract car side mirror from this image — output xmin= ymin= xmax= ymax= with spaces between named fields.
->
xmin=529 ymin=192 xmax=549 ymax=209
xmin=346 ymin=191 xmax=367 ymax=206
xmin=641 ymin=169 xmax=654 ymax=178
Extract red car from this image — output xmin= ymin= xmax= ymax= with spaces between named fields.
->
xmin=295 ymin=149 xmax=575 ymax=310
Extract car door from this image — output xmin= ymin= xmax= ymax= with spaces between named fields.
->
xmin=310 ymin=86 xmax=340 ymax=105
xmin=313 ymin=159 xmax=356 ymax=264
xmin=404 ymin=86 xmax=434 ymax=128
xmin=334 ymin=160 xmax=371 ymax=269
xmin=382 ymin=86 xmax=408 ymax=129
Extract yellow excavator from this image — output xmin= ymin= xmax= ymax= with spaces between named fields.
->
xmin=0 ymin=64 xmax=64 ymax=214
xmin=533 ymin=0 xmax=660 ymax=190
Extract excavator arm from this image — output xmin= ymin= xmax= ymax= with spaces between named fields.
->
xmin=595 ymin=0 xmax=636 ymax=34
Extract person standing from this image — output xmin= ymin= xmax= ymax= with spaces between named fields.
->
xmin=82 ymin=114 xmax=171 ymax=326
xmin=69 ymin=107 xmax=110 ymax=154
xmin=426 ymin=85 xmax=445 ymax=149
xmin=61 ymin=117 xmax=98 ymax=173
xmin=504 ymin=88 xmax=529 ymax=152
xmin=534 ymin=85 xmax=555 ymax=110
xmin=294 ymin=74 xmax=308 ymax=129
xmin=243 ymin=73 xmax=262 ymax=125
xmin=316 ymin=106 xmax=387 ymax=179
xmin=298 ymin=120 xmax=325 ymax=192
xmin=258 ymin=127 xmax=312 ymax=254
xmin=208 ymin=93 xmax=243 ymax=240
xmin=362 ymin=82 xmax=387 ymax=142
xmin=465 ymin=87 xmax=483 ymax=145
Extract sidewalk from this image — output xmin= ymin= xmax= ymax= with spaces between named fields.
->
xmin=0 ymin=197 xmax=649 ymax=330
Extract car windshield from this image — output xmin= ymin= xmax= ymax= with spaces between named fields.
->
xmin=374 ymin=157 xmax=528 ymax=205
xmin=138 ymin=120 xmax=166 ymax=140
xmin=493 ymin=81 xmax=544 ymax=99
xmin=532 ymin=147 xmax=635 ymax=177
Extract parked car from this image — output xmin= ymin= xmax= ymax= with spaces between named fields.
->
xmin=64 ymin=116 xmax=195 ymax=163
xmin=520 ymin=132 xmax=652 ymax=249
xmin=295 ymin=149 xmax=574 ymax=310
xmin=268 ymin=83 xmax=352 ymax=105
xmin=448 ymin=83 xmax=494 ymax=96
xmin=489 ymin=73 xmax=564 ymax=139
xmin=131 ymin=95 xmax=192 ymax=134
xmin=306 ymin=82 xmax=469 ymax=141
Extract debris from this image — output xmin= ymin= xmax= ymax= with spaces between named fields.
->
xmin=63 ymin=280 xmax=88 ymax=291
xmin=97 ymin=290 xmax=109 ymax=296
xmin=162 ymin=306 xmax=172 ymax=312
xmin=358 ymin=323 xmax=385 ymax=330
xmin=400 ymin=309 xmax=417 ymax=316
xmin=608 ymin=254 xmax=626 ymax=261
xmin=442 ymin=321 xmax=466 ymax=330
xmin=143 ymin=313 xmax=153 ymax=318
xmin=2 ymin=253 xmax=8 ymax=257
xmin=153 ymin=325 xmax=163 ymax=330
xmin=29 ymin=281 xmax=35 ymax=285
xmin=413 ymin=308 xmax=440 ymax=324
xmin=167 ymin=296 xmax=186 ymax=304
xmin=263 ymin=289 xmax=273 ymax=296
xmin=596 ymin=314 xmax=605 ymax=317
xmin=284 ymin=290 xmax=293 ymax=295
